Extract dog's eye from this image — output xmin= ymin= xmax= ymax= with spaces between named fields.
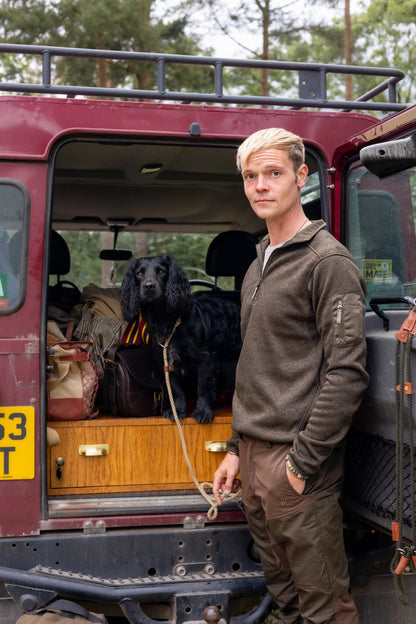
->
xmin=135 ymin=271 xmax=144 ymax=279
xmin=157 ymin=268 xmax=166 ymax=276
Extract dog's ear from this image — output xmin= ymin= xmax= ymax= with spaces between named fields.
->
xmin=120 ymin=259 xmax=141 ymax=321
xmin=164 ymin=255 xmax=192 ymax=317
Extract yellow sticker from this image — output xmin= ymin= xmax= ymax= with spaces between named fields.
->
xmin=362 ymin=259 xmax=392 ymax=282
xmin=0 ymin=407 xmax=35 ymax=480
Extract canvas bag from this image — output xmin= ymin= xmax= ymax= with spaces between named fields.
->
xmin=15 ymin=599 xmax=107 ymax=624
xmin=102 ymin=343 xmax=164 ymax=417
xmin=47 ymin=321 xmax=99 ymax=421
xmin=73 ymin=306 xmax=127 ymax=380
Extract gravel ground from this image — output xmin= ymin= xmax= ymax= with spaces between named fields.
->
xmin=263 ymin=610 xmax=283 ymax=624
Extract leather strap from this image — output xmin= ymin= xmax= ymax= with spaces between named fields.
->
xmin=31 ymin=599 xmax=104 ymax=624
xmin=104 ymin=344 xmax=119 ymax=415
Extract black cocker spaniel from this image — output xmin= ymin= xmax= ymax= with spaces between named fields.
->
xmin=120 ymin=255 xmax=242 ymax=423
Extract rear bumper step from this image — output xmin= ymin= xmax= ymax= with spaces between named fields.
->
xmin=0 ymin=565 xmax=270 ymax=624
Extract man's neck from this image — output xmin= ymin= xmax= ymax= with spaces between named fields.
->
xmin=268 ymin=211 xmax=309 ymax=246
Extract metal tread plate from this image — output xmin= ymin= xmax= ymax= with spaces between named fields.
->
xmin=32 ymin=565 xmax=263 ymax=586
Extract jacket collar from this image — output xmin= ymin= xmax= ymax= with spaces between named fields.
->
xmin=258 ymin=219 xmax=327 ymax=256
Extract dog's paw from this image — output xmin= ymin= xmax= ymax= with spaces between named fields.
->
xmin=163 ymin=407 xmax=186 ymax=421
xmin=192 ymin=406 xmax=215 ymax=424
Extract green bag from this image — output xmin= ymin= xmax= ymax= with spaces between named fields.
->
xmin=16 ymin=600 xmax=107 ymax=624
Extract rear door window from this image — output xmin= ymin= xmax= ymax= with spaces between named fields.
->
xmin=345 ymin=163 xmax=416 ymax=304
xmin=0 ymin=180 xmax=29 ymax=313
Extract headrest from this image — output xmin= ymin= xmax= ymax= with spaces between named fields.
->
xmin=205 ymin=230 xmax=258 ymax=278
xmin=9 ymin=229 xmax=71 ymax=278
xmin=49 ymin=230 xmax=70 ymax=276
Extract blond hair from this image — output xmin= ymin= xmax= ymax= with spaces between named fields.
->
xmin=237 ymin=128 xmax=305 ymax=173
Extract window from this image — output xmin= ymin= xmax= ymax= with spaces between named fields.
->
xmin=346 ymin=163 xmax=416 ymax=304
xmin=0 ymin=181 xmax=29 ymax=313
xmin=57 ymin=231 xmax=229 ymax=290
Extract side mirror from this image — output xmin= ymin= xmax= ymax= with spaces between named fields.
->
xmin=360 ymin=134 xmax=416 ymax=178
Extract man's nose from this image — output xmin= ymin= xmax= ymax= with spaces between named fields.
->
xmin=256 ymin=174 xmax=268 ymax=190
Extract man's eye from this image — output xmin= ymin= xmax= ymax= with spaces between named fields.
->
xmin=271 ymin=170 xmax=280 ymax=177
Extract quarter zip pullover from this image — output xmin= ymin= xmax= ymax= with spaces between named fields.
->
xmin=228 ymin=220 xmax=369 ymax=477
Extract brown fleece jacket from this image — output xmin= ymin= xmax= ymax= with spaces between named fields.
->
xmin=228 ymin=220 xmax=369 ymax=477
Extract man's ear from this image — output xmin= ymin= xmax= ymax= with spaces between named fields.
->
xmin=297 ymin=164 xmax=308 ymax=189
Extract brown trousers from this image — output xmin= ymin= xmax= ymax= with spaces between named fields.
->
xmin=239 ymin=435 xmax=359 ymax=624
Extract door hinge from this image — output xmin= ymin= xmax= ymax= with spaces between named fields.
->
xmin=183 ymin=515 xmax=206 ymax=529
xmin=83 ymin=519 xmax=106 ymax=534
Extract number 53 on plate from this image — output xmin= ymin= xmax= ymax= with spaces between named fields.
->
xmin=0 ymin=407 xmax=35 ymax=480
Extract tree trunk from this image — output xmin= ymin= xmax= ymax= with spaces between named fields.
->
xmin=97 ymin=56 xmax=108 ymax=88
xmin=259 ymin=0 xmax=270 ymax=98
xmin=344 ymin=0 xmax=353 ymax=100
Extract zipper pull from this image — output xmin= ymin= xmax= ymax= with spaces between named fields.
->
xmin=252 ymin=281 xmax=261 ymax=300
xmin=336 ymin=299 xmax=343 ymax=324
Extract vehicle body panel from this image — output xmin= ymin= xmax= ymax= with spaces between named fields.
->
xmin=0 ymin=162 xmax=47 ymax=538
xmin=0 ymin=96 xmax=377 ymax=162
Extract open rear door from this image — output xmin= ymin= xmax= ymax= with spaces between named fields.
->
xmin=333 ymin=116 xmax=416 ymax=540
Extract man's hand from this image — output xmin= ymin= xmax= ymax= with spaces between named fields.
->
xmin=286 ymin=464 xmax=306 ymax=494
xmin=213 ymin=452 xmax=240 ymax=505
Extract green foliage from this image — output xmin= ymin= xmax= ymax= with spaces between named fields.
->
xmin=2 ymin=0 xmax=415 ymax=103
xmin=146 ymin=232 xmax=213 ymax=270
xmin=57 ymin=231 xmax=103 ymax=287
xmin=58 ymin=230 xmax=216 ymax=289
xmin=192 ymin=0 xmax=416 ymax=106
xmin=353 ymin=0 xmax=416 ymax=103
xmin=267 ymin=18 xmax=354 ymax=101
xmin=0 ymin=0 xmax=213 ymax=91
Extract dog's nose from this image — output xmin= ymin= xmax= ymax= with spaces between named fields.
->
xmin=143 ymin=280 xmax=156 ymax=290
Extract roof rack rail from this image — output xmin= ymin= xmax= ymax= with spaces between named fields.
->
xmin=0 ymin=43 xmax=407 ymax=112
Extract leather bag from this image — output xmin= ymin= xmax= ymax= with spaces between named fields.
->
xmin=47 ymin=337 xmax=99 ymax=421
xmin=103 ymin=344 xmax=164 ymax=417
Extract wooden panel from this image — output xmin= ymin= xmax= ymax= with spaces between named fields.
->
xmin=48 ymin=409 xmax=232 ymax=495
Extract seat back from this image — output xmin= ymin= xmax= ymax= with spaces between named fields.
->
xmin=205 ymin=230 xmax=258 ymax=291
xmin=48 ymin=231 xmax=81 ymax=313
xmin=50 ymin=230 xmax=71 ymax=280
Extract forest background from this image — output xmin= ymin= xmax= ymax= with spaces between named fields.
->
xmin=1 ymin=0 xmax=415 ymax=102
xmin=1 ymin=0 xmax=415 ymax=286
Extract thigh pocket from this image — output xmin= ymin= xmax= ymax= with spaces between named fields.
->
xmin=263 ymin=447 xmax=312 ymax=518
xmin=282 ymin=497 xmax=349 ymax=592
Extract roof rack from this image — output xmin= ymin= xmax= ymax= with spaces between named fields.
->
xmin=0 ymin=43 xmax=407 ymax=112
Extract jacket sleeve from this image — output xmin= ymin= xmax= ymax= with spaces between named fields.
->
xmin=226 ymin=430 xmax=240 ymax=455
xmin=289 ymin=253 xmax=369 ymax=477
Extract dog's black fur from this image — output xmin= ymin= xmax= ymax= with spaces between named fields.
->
xmin=120 ymin=255 xmax=242 ymax=423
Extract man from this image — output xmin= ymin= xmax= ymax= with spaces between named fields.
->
xmin=213 ymin=128 xmax=369 ymax=624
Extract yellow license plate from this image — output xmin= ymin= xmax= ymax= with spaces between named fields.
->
xmin=0 ymin=406 xmax=35 ymax=480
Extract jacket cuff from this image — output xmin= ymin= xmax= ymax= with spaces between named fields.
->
xmin=226 ymin=432 xmax=240 ymax=455
xmin=287 ymin=452 xmax=309 ymax=480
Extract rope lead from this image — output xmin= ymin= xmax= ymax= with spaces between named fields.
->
xmin=391 ymin=304 xmax=416 ymax=605
xmin=162 ymin=319 xmax=241 ymax=520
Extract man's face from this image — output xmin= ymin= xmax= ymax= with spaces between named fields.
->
xmin=242 ymin=148 xmax=308 ymax=224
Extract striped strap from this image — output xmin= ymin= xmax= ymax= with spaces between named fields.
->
xmin=121 ymin=313 xmax=149 ymax=345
